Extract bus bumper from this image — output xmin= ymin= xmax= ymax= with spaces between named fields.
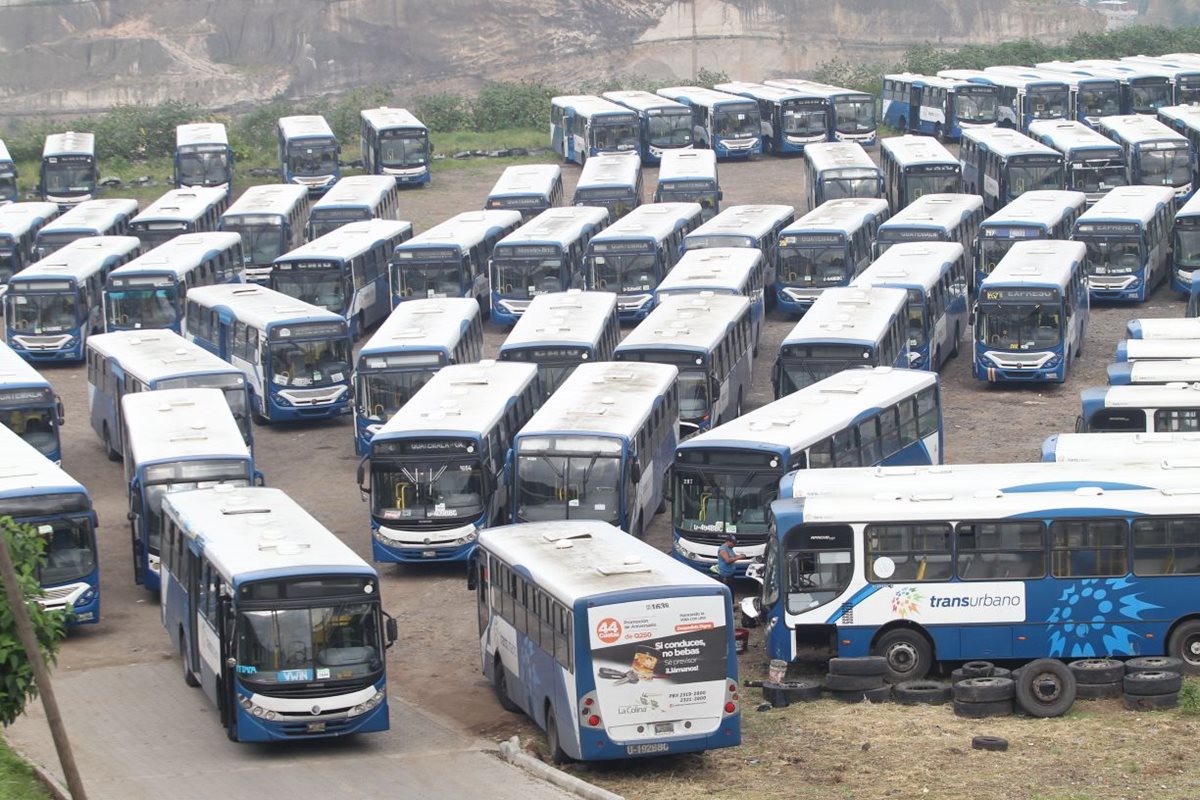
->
xmin=233 ymin=684 xmax=389 ymax=742
xmin=774 ymin=288 xmax=817 ymax=317
xmin=672 ymin=538 xmax=762 ymax=577
xmin=714 ymin=139 xmax=760 ymax=160
xmin=7 ymin=335 xmax=83 ymax=362
xmin=268 ymin=390 xmax=350 ymax=422
xmin=38 ymin=581 xmax=100 ymax=625
xmin=371 ymin=522 xmax=479 ymax=563
xmin=1171 ymin=270 xmax=1197 ymax=295
xmin=355 ymin=418 xmax=383 ymax=457
xmin=1088 ymin=275 xmax=1143 ymax=303
xmin=384 ymin=167 xmax=431 ymax=187
xmin=490 ymin=298 xmax=528 ymax=327
xmin=617 ymin=294 xmax=655 ymax=323
xmin=578 ymin=720 xmax=741 ymax=759
xmin=974 ymin=352 xmax=1065 ymax=383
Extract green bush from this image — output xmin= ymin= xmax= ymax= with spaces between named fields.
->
xmin=414 ymin=92 xmax=473 ymax=133
xmin=472 ymin=81 xmax=559 ymax=132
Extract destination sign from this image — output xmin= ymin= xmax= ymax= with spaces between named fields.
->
xmin=275 ymin=260 xmax=336 ymax=271
xmin=879 ymin=230 xmax=940 ymax=241
xmin=591 ymin=240 xmax=654 ymax=253
xmin=501 ymin=245 xmax=559 ymax=257
xmin=111 ymin=276 xmax=173 ymax=288
xmin=1075 ymin=223 xmax=1138 ymax=235
xmin=47 ymin=155 xmax=91 ymax=164
xmin=982 ymin=226 xmax=1038 ymax=239
xmin=782 ymin=234 xmax=844 ymax=246
xmin=374 ymin=438 xmax=473 ymax=455
xmin=0 ymin=388 xmax=53 ymax=405
xmin=981 ymin=287 xmax=1058 ymax=303
xmin=399 ymin=247 xmax=459 ymax=261
xmin=488 ymin=197 xmax=544 ymax=208
xmin=909 ymin=164 xmax=959 ymax=173
xmin=269 ymin=321 xmax=346 ymax=341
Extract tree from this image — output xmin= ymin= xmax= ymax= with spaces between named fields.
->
xmin=0 ymin=517 xmax=68 ymax=727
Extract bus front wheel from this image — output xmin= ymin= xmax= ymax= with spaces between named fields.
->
xmin=544 ymin=705 xmax=568 ymax=765
xmin=102 ymin=424 xmax=120 ymax=462
xmin=181 ymin=632 xmax=200 ymax=687
xmin=494 ymin=658 xmax=520 ymax=712
xmin=872 ymin=628 xmax=933 ymax=683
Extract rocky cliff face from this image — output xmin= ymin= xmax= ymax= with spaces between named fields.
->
xmin=0 ymin=0 xmax=1103 ymax=116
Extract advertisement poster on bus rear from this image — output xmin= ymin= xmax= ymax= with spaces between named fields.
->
xmin=588 ymin=595 xmax=728 ymax=742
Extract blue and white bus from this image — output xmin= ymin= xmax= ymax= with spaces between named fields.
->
xmin=1072 ymin=185 xmax=1175 ymax=303
xmin=351 ymin=297 xmax=484 ymax=455
xmin=184 ymin=283 xmax=351 ymax=424
xmin=1028 ymin=120 xmax=1128 ymax=204
xmin=218 ymin=184 xmax=311 ymax=285
xmin=392 ymin=209 xmax=522 ymax=313
xmin=359 ymin=361 xmax=539 ymax=563
xmin=1041 ymin=60 xmax=1173 ymax=117
xmin=683 ymin=204 xmax=795 ymax=297
xmin=772 ymin=286 xmax=911 ymax=398
xmin=0 ymin=140 xmax=15 ymax=205
xmin=272 ymin=219 xmax=413 ymax=337
xmin=0 ymin=424 xmax=98 ymax=624
xmin=874 ymin=193 xmax=985 ymax=276
xmin=160 ymin=486 xmax=397 ymax=742
xmin=615 ymin=293 xmax=754 ymax=438
xmin=763 ymin=79 xmax=878 ymax=146
xmin=571 ymin=152 xmax=642 ymax=221
xmin=360 ymin=107 xmax=430 ymax=187
xmin=32 ymin=198 xmax=138 ymax=261
xmin=0 ymin=341 xmax=64 ymax=464
xmin=6 ymin=236 xmax=141 ymax=361
xmin=987 ymin=66 xmax=1121 ymax=129
xmin=497 ymin=290 xmax=620 ymax=398
xmin=305 ymin=176 xmax=403 ymax=240
xmin=470 ymin=520 xmax=740 ymax=762
xmin=881 ymin=73 xmax=999 ymax=140
xmin=86 ymin=330 xmax=253 ymax=459
xmin=655 ymin=247 xmax=767 ymax=350
xmin=655 ymin=86 xmax=762 ymax=159
xmin=1043 ymin=431 xmax=1200 ymax=464
xmin=510 ymin=361 xmax=679 ymax=539
xmin=1079 ymin=383 xmax=1200 ymax=433
xmin=1127 ymin=315 xmax=1200 ymax=340
xmin=713 ymin=81 xmax=828 ymax=155
xmin=550 ymin=95 xmax=640 ymax=165
xmin=672 ymin=367 xmax=942 ymax=571
xmin=938 ymin=69 xmax=1070 ymax=133
xmin=277 ymin=115 xmax=340 ymax=196
xmin=804 ymin=142 xmax=884 ymax=209
xmin=972 ymin=240 xmax=1089 ymax=384
xmin=39 ymin=132 xmax=97 ymax=209
xmin=1171 ymin=188 xmax=1200 ymax=293
xmin=653 ymin=150 xmax=721 ymax=221
xmin=853 ymin=242 xmax=969 ymax=372
xmin=879 ymin=135 xmax=961 ymax=212
xmin=0 ymin=202 xmax=61 ymax=290
xmin=959 ymin=127 xmax=1065 ymax=214
xmin=1108 ymin=359 xmax=1200 ymax=385
xmin=774 ymin=198 xmax=891 ymax=316
xmin=974 ymin=189 xmax=1088 ymax=289
xmin=1097 ymin=115 xmax=1193 ymax=203
xmin=601 ymin=90 xmax=694 ymax=164
xmin=127 ymin=186 xmax=229 ymax=251
xmin=104 ymin=232 xmax=244 ymax=334
xmin=584 ymin=202 xmax=703 ymax=323
xmin=1157 ymin=105 xmax=1200 ymax=179
xmin=1115 ymin=339 xmax=1200 ymax=364
xmin=174 ymin=123 xmax=233 ymax=194
xmin=484 ymin=165 xmax=565 ymax=221
xmin=490 ymin=206 xmax=609 ymax=325
xmin=1123 ymin=57 xmax=1200 ymax=106
xmin=121 ymin=387 xmax=258 ymax=592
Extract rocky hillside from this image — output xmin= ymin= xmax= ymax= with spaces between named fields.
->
xmin=0 ymin=0 xmax=1103 ymax=116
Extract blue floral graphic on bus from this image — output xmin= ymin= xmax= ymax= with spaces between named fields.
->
xmin=1046 ymin=578 xmax=1160 ymax=658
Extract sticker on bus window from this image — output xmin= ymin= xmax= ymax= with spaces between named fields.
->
xmin=331 ymin=373 xmax=344 ymax=382
xmin=873 ymin=556 xmax=896 ymax=579
xmin=316 ymin=668 xmax=331 ymax=680
xmin=277 ymin=669 xmax=313 ymax=682
xmin=273 ymin=373 xmax=287 ymax=385
xmin=569 ymin=499 xmax=580 ymax=507
xmin=594 ymin=504 xmax=606 ymax=511
xmin=13 ymin=296 xmax=25 ymax=304
xmin=293 ymin=376 xmax=312 ymax=387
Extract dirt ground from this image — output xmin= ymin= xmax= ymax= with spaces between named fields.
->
xmin=40 ymin=151 xmax=1191 ymax=799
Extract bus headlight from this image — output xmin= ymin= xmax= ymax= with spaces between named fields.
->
xmin=239 ymin=695 xmax=278 ymax=720
xmin=674 ymin=542 xmax=698 ymax=561
xmin=78 ymin=588 xmax=96 ymax=606
xmin=1045 ymin=354 xmax=1061 ymax=369
xmin=349 ymin=689 xmax=386 ymax=717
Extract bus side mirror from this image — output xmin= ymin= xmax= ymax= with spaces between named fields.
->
xmin=968 ymin=306 xmax=977 ymax=327
xmin=56 ymin=398 xmax=65 ymax=426
xmin=709 ymin=375 xmax=721 ymax=399
xmin=356 ymin=458 xmax=370 ymax=499
xmin=1074 ymin=415 xmax=1086 ymax=434
xmin=717 ymin=190 xmax=724 ymax=201
xmin=662 ymin=470 xmax=674 ymax=502
xmin=630 ymin=460 xmax=642 ymax=484
xmin=254 ymin=471 xmax=266 ymax=487
xmin=467 ymin=556 xmax=478 ymax=591
xmin=384 ymin=613 xmax=398 ymax=648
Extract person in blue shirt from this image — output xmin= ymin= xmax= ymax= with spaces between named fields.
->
xmin=716 ymin=533 xmax=745 ymax=591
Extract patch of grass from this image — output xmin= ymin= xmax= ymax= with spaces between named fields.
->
xmin=431 ymin=128 xmax=546 ymax=155
xmin=0 ymin=739 xmax=49 ymax=800
xmin=1178 ymin=676 xmax=1200 ymax=714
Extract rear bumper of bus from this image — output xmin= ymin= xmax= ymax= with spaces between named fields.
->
xmin=973 ymin=349 xmax=1065 ymax=383
xmin=371 ymin=521 xmax=479 ymax=563
xmin=579 ymin=721 xmax=741 ymax=760
xmin=233 ymin=683 xmax=389 ymax=742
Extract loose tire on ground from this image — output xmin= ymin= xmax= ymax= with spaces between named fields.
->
xmin=961 ymin=661 xmax=994 ymax=678
xmin=830 ymin=685 xmax=892 ymax=704
xmin=1123 ymin=670 xmax=1182 ymax=696
xmin=1014 ymin=659 xmax=1076 ymax=718
xmin=1122 ymin=692 xmax=1179 ymax=711
xmin=893 ymin=680 xmax=951 ymax=705
xmin=761 ymin=680 xmax=791 ymax=708
xmin=1075 ymin=681 xmax=1123 ymax=700
xmin=824 ymin=673 xmax=885 ymax=692
xmin=953 ymin=677 xmax=1015 ymax=704
xmin=990 ymin=667 xmax=1012 ymax=680
xmin=971 ymin=735 xmax=1009 ymax=752
xmin=1069 ymin=658 xmax=1125 ymax=685
xmin=1125 ymin=656 xmax=1184 ymax=675
xmin=953 ymin=699 xmax=1013 ymax=718
xmin=780 ymin=680 xmax=823 ymax=703
xmin=828 ymin=656 xmax=888 ymax=677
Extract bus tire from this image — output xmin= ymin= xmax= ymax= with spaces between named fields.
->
xmin=893 ymin=680 xmax=951 ymax=705
xmin=1167 ymin=620 xmax=1200 ymax=674
xmin=1069 ymin=658 xmax=1124 ymax=685
xmin=872 ymin=628 xmax=933 ymax=683
xmin=898 ymin=116 xmax=907 ymax=132
xmin=827 ymin=656 xmax=888 ymax=677
xmin=181 ymin=632 xmax=200 ymax=688
xmin=933 ymin=123 xmax=944 ymax=141
xmin=544 ymin=705 xmax=568 ymax=765
xmin=102 ymin=424 xmax=120 ymax=462
xmin=354 ymin=314 xmax=365 ymax=341
xmin=493 ymin=659 xmax=520 ymax=713
xmin=951 ymin=326 xmax=960 ymax=359
xmin=1123 ymin=671 xmax=1182 ymax=696
xmin=1014 ymin=658 xmax=1076 ymax=718
xmin=1122 ymin=691 xmax=1178 ymax=711
xmin=1126 ymin=655 xmax=1184 ymax=674
xmin=952 ymin=677 xmax=1014 ymax=704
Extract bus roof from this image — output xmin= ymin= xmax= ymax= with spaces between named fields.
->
xmin=1075 ymin=185 xmax=1175 ymax=227
xmin=1084 ymin=382 xmax=1200 ymax=410
xmin=781 ymin=286 xmax=908 ymax=347
xmin=220 ymin=184 xmax=310 ymax=219
xmin=783 ymin=198 xmax=890 ymax=237
xmin=0 ymin=203 xmax=61 ymax=237
xmin=496 ymin=206 xmax=609 ymax=248
xmin=1124 ymin=56 xmax=1200 ymax=77
xmin=42 ymin=132 xmax=95 ymax=157
xmin=38 ymin=198 xmax=139 ymax=236
xmin=575 ymin=152 xmax=642 ymax=190
xmin=879 ymin=194 xmax=984 ymax=232
xmin=121 ymin=387 xmax=250 ymax=466
xmin=589 ymin=203 xmax=701 ymax=244
xmin=399 ymin=210 xmax=522 ymax=253
xmin=988 ymin=65 xmax=1119 ymax=90
xmin=163 ymin=486 xmax=371 ymax=582
xmin=310 ymin=176 xmax=400 ymax=210
xmin=0 ymin=140 xmax=10 ymax=163
xmin=1046 ymin=431 xmax=1200 ymax=463
xmin=1028 ymin=120 xmax=1125 ymax=156
xmin=939 ymin=69 xmax=1068 ymax=92
xmin=981 ymin=240 xmax=1086 ymax=288
xmin=1041 ymin=60 xmax=1170 ymax=84
xmin=0 ymin=424 xmax=85 ymax=503
xmin=1119 ymin=339 xmax=1200 ymax=362
xmin=1174 ymin=186 xmax=1200 ymax=219
xmin=1098 ymin=114 xmax=1188 ymax=146
xmin=616 ymin=293 xmax=750 ymax=354
xmin=277 ymin=115 xmax=336 ymax=140
xmin=687 ymin=204 xmax=795 ymax=241
xmin=13 ymin=236 xmax=141 ymax=283
xmin=601 ymin=90 xmax=690 ymax=114
xmin=880 ymin=135 xmax=958 ymax=167
xmin=884 ymin=73 xmax=995 ymax=92
xmin=478 ymin=520 xmax=720 ymax=605
xmin=804 ymin=142 xmax=878 ymax=173
xmin=1128 ymin=316 xmax=1200 ymax=339
xmin=656 ymin=86 xmax=755 ymax=109
xmin=360 ymin=107 xmax=426 ymax=131
xmin=85 ymin=330 xmax=243 ymax=384
xmin=713 ymin=81 xmax=809 ymax=103
xmin=0 ymin=340 xmax=53 ymax=390
xmin=1109 ymin=359 xmax=1200 ymax=385
xmin=110 ymin=232 xmax=243 ymax=279
xmin=373 ymin=360 xmax=538 ymax=442
xmin=979 ymin=190 xmax=1088 ymax=230
xmin=961 ymin=127 xmax=1061 ymax=159
xmin=499 ymin=290 xmax=618 ymax=350
xmin=1158 ymin=104 xmax=1200 ymax=133
xmin=549 ymin=95 xmax=637 ymax=120
xmin=486 ymin=165 xmax=563 ymax=198
xmin=763 ymin=79 xmax=867 ymax=100
xmin=656 ymin=248 xmax=763 ymax=294
xmin=359 ymin=297 xmax=479 ymax=358
xmin=276 ymin=219 xmax=412 ymax=263
xmin=853 ymin=242 xmax=964 ymax=292
xmin=656 ymin=149 xmax=718 ymax=182
xmin=183 ymin=283 xmax=345 ymax=331
xmin=516 ymin=361 xmax=678 ymax=439
xmin=175 ymin=123 xmax=229 ymax=149
xmin=131 ymin=187 xmax=228 ymax=226
xmin=679 ymin=367 xmax=936 ymax=454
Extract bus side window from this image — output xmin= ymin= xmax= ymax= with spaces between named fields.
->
xmin=898 ymin=397 xmax=918 ymax=446
xmin=1154 ymin=408 xmax=1200 ymax=433
xmin=1050 ymin=518 xmax=1128 ymax=578
xmin=879 ymin=405 xmax=901 ymax=457
xmin=831 ymin=428 xmax=858 ymax=468
xmin=857 ymin=416 xmax=882 ymax=464
xmin=246 ymin=327 xmax=260 ymax=364
xmin=866 ymin=522 xmax=952 ymax=582
xmin=956 ymin=521 xmax=1046 ymax=581
xmin=1132 ymin=517 xmax=1200 ymax=577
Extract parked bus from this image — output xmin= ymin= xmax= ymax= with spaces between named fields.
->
xmin=959 ymin=127 xmax=1065 ymax=214
xmin=0 ymin=341 xmax=64 ymax=463
xmin=1071 ymin=185 xmax=1175 ymax=303
xmin=86 ymin=330 xmax=253 ymax=459
xmin=120 ymin=388 xmax=258 ymax=591
xmin=174 ymin=123 xmax=233 ymax=194
xmin=0 ymin=140 xmax=15 ymax=205
xmin=272 ymin=219 xmax=412 ymax=337
xmin=655 ymin=86 xmax=763 ymax=159
xmin=571 ymin=152 xmax=642 ymax=221
xmin=763 ymin=78 xmax=878 ymax=146
xmin=160 ymin=486 xmax=397 ymax=742
xmin=974 ymin=189 xmax=1088 ymax=289
xmin=1115 ymin=339 xmax=1200 ymax=363
xmin=774 ymin=198 xmax=890 ymax=316
xmin=601 ymin=90 xmax=694 ymax=164
xmin=672 ymin=367 xmax=942 ymax=571
xmin=1123 ymin=56 xmax=1200 ymax=105
xmin=277 ymin=115 xmax=340 ymax=196
xmin=351 ymin=297 xmax=484 ymax=455
xmin=853 ymin=242 xmax=968 ymax=372
xmin=40 ymin=132 xmax=97 ymax=208
xmin=804 ymin=142 xmax=884 ymax=209
xmin=683 ymin=204 xmax=795 ymax=299
xmin=32 ymin=198 xmax=138 ymax=260
xmin=1040 ymin=60 xmax=1173 ymax=116
xmin=879 ymin=135 xmax=961 ymax=212
xmin=652 ymin=149 xmax=721 ymax=220
xmin=972 ymin=240 xmax=1089 ymax=384
xmin=358 ymin=361 xmax=539 ymax=563
xmin=0 ymin=202 xmax=61 ymax=290
xmin=470 ymin=520 xmax=740 ymax=761
xmin=1127 ymin=315 xmax=1200 ymax=340
xmin=490 ymin=206 xmax=609 ymax=325
xmin=497 ymin=290 xmax=619 ymax=398
xmin=104 ymin=232 xmax=244 ymax=334
xmin=0 ymin=424 xmax=98 ymax=624
xmin=127 ymin=186 xmax=229 ymax=251
xmin=217 ymin=184 xmax=311 ymax=285
xmin=1158 ymin=105 xmax=1200 ymax=179
xmin=510 ymin=361 xmax=679 ymax=538
xmin=655 ymin=247 xmax=767 ymax=350
xmin=937 ymin=69 xmax=1069 ymax=133
xmin=550 ymin=95 xmax=640 ymax=165
xmin=1108 ymin=359 xmax=1200 ymax=385
xmin=1078 ymin=383 xmax=1200 ymax=433
xmin=1171 ymin=174 xmax=1200 ymax=293
xmin=184 ymin=283 xmax=351 ymax=424
xmin=713 ymin=81 xmax=827 ymax=154
xmin=772 ymin=286 xmax=910 ymax=398
xmin=987 ymin=66 xmax=1121 ymax=129
xmin=873 ymin=194 xmax=984 ymax=282
xmin=1028 ymin=120 xmax=1128 ymax=204
xmin=6 ymin=236 xmax=140 ymax=361
xmin=615 ymin=294 xmax=753 ymax=438
xmin=1042 ymin=431 xmax=1200 ymax=463
xmin=484 ymin=165 xmax=565 ymax=221
xmin=882 ymin=73 xmax=999 ymax=140
xmin=584 ymin=202 xmax=703 ymax=323
xmin=360 ymin=107 xmax=430 ymax=187
xmin=305 ymin=176 xmax=402 ymax=240
xmin=1097 ymin=115 xmax=1193 ymax=203
xmin=392 ymin=209 xmax=521 ymax=314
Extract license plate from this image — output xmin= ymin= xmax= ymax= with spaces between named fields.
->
xmin=422 ymin=550 xmax=437 ymax=558
xmin=653 ymin=722 xmax=675 ymax=734
xmin=306 ymin=722 xmax=326 ymax=733
xmin=627 ymin=742 xmax=670 ymax=755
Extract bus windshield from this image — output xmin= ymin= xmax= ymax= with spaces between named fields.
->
xmin=955 ymin=93 xmax=999 ymax=125
xmin=822 ymin=170 xmax=880 ymax=201
xmin=1009 ymin=162 xmax=1063 ymax=194
xmin=1026 ymin=89 xmax=1069 ymax=120
xmin=834 ymin=98 xmax=875 ymax=134
xmin=778 ymin=349 xmax=868 ymax=395
xmin=905 ymin=289 xmax=927 ymax=349
xmin=591 ymin=122 xmax=640 ymax=153
xmin=1078 ymin=89 xmax=1121 ymax=118
xmin=976 ymin=301 xmax=1062 ymax=350
xmin=43 ymin=163 xmax=93 ymax=194
xmin=398 ymin=256 xmax=464 ymax=299
xmin=0 ymin=408 xmax=57 ymax=457
xmin=1080 ymin=237 xmax=1141 ymax=276
xmin=107 ymin=285 xmax=180 ymax=329
xmin=1138 ymin=147 xmax=1192 ymax=187
xmin=286 ymin=145 xmax=338 ymax=178
xmin=308 ymin=215 xmax=365 ymax=240
xmin=907 ymin=170 xmax=960 ymax=200
xmin=225 ymin=220 xmax=286 ymax=266
xmin=0 ymin=248 xmax=17 ymax=283
xmin=178 ymin=151 xmax=230 ymax=186
xmin=37 ymin=517 xmax=96 ymax=586
xmin=1175 ymin=226 xmax=1200 ymax=270
xmin=356 ymin=369 xmax=435 ymax=423
xmin=494 ymin=255 xmax=563 ymax=299
xmin=1070 ymin=161 xmax=1127 ymax=194
xmin=372 ymin=457 xmax=484 ymax=522
xmin=648 ymin=113 xmax=693 ymax=149
xmin=979 ymin=238 xmax=1021 ymax=277
xmin=33 ymin=233 xmax=82 ymax=260
xmin=591 ymin=252 xmax=658 ymax=294
xmin=713 ymin=107 xmax=759 ymax=139
xmin=0 ymin=173 xmax=15 ymax=201
xmin=678 ymin=369 xmax=710 ymax=423
xmin=782 ymin=105 xmax=827 ymax=138
xmin=674 ymin=466 xmax=776 ymax=537
xmin=781 ymin=543 xmax=854 ymax=613
xmin=1131 ymin=84 xmax=1172 ymax=113
xmin=269 ymin=339 xmax=350 ymax=389
xmin=517 ymin=439 xmax=622 ymax=524
xmin=236 ymin=601 xmax=383 ymax=686
xmin=379 ymin=133 xmax=428 ymax=169
xmin=778 ymin=242 xmax=851 ymax=288
xmin=6 ymin=290 xmax=79 ymax=334
xmin=273 ymin=270 xmax=347 ymax=314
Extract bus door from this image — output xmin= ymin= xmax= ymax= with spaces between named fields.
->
xmin=185 ymin=543 xmax=203 ymax=683
xmin=217 ymin=593 xmax=238 ymax=737
xmin=909 ymin=86 xmax=924 ymax=131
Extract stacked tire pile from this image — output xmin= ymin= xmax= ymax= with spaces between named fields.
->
xmin=760 ymin=678 xmax=821 ymax=708
xmin=823 ymin=657 xmax=891 ymax=703
xmin=1122 ymin=656 xmax=1184 ymax=711
xmin=952 ymin=659 xmax=1077 ymax=718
